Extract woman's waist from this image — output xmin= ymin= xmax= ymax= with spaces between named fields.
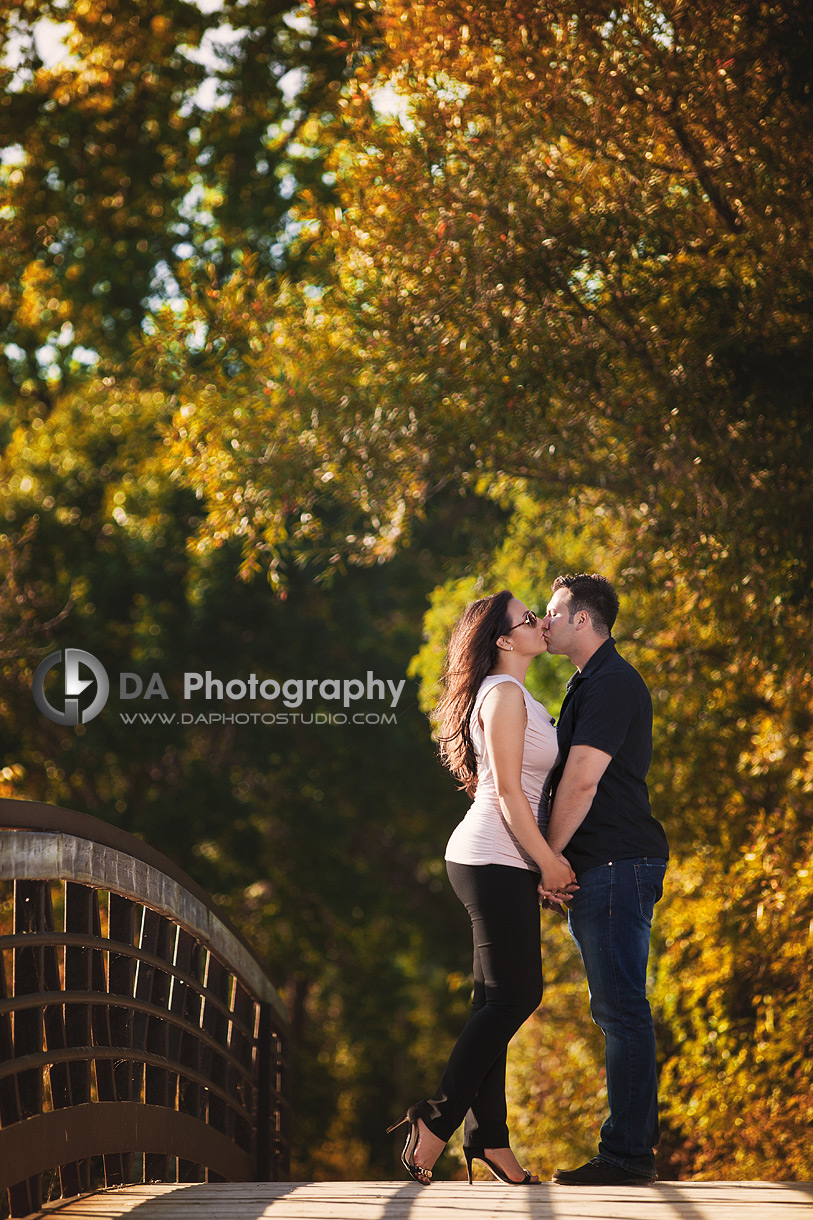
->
xmin=445 ymin=816 xmax=538 ymax=869
xmin=468 ymin=784 xmax=546 ymax=816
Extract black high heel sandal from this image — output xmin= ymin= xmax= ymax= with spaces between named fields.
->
xmin=464 ymin=1147 xmax=537 ymax=1185
xmin=386 ymin=1106 xmax=434 ymax=1185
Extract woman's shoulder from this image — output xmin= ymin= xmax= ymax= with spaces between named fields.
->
xmin=475 ymin=674 xmax=528 ymax=719
xmin=476 ymin=673 xmax=525 ymax=700
xmin=479 ymin=676 xmax=553 ymax=723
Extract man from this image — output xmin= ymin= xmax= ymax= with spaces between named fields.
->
xmin=540 ymin=573 xmax=669 ymax=1186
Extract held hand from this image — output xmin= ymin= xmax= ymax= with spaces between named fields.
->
xmin=538 ymin=853 xmax=578 ymax=905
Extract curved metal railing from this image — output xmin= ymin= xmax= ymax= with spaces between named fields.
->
xmin=0 ymin=798 xmax=290 ymax=1217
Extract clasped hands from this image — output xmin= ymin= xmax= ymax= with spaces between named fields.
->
xmin=538 ymin=852 xmax=578 ymax=912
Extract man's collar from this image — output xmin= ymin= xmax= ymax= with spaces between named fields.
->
xmin=567 ymin=636 xmax=616 ymax=689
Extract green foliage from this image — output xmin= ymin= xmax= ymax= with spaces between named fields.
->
xmin=0 ymin=0 xmax=376 ymax=404
xmin=655 ymin=834 xmax=813 ymax=1180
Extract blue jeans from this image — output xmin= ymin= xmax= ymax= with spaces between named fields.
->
xmin=567 ymin=857 xmax=667 ymax=1177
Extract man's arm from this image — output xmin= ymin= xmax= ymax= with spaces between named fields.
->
xmin=546 ymin=744 xmax=613 ymax=854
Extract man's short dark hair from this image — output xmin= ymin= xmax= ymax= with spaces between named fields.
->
xmin=552 ymin=573 xmax=619 ymax=637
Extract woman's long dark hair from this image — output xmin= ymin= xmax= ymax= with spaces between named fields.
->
xmin=434 ymin=590 xmax=514 ymax=797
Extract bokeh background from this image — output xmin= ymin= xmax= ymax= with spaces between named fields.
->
xmin=2 ymin=0 xmax=812 ymax=1182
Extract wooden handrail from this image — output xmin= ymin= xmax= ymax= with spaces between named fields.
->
xmin=0 ymin=800 xmax=287 ymax=1019
xmin=0 ymin=798 xmax=291 ymax=1218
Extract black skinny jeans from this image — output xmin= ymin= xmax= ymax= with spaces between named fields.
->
xmin=420 ymin=861 xmax=543 ymax=1150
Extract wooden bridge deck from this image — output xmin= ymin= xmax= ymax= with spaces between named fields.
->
xmin=35 ymin=1179 xmax=813 ymax=1220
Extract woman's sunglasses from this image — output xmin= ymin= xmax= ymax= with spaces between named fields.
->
xmin=506 ymin=609 xmax=538 ymax=631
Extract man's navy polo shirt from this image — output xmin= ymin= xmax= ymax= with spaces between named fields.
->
xmin=549 ymin=637 xmax=669 ymax=878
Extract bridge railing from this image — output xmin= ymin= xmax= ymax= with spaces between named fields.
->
xmin=0 ymin=798 xmax=290 ymax=1218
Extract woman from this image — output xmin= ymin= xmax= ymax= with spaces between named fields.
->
xmin=388 ymin=590 xmax=576 ymax=1185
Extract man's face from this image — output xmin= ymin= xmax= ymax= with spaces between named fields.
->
xmin=541 ymin=587 xmax=577 ymax=657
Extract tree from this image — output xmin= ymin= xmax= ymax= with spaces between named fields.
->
xmin=0 ymin=0 xmax=376 ymax=408
xmin=158 ymin=1 xmax=813 ymax=622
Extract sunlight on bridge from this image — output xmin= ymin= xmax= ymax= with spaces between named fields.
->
xmin=35 ymin=1179 xmax=813 ymax=1219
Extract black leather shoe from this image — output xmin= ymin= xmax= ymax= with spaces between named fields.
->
xmin=552 ymin=1158 xmax=656 ymax=1186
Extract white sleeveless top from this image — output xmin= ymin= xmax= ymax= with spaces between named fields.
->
xmin=445 ymin=674 xmax=559 ymax=871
